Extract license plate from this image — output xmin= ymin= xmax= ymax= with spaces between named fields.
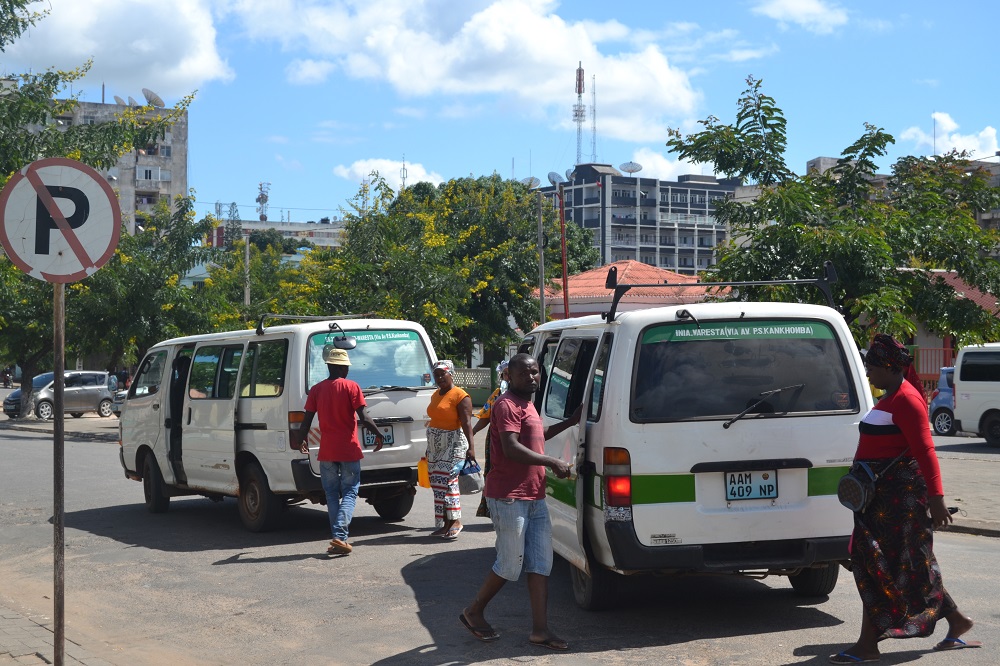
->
xmin=725 ymin=469 xmax=778 ymax=501
xmin=363 ymin=425 xmax=394 ymax=447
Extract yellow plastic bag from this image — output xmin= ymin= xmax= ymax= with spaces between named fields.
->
xmin=417 ymin=457 xmax=430 ymax=488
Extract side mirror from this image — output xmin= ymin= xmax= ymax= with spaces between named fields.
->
xmin=332 ymin=335 xmax=357 ymax=350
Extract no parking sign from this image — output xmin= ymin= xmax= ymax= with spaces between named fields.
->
xmin=0 ymin=157 xmax=121 ymax=283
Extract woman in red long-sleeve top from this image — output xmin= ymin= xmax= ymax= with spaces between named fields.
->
xmin=830 ymin=334 xmax=980 ymax=664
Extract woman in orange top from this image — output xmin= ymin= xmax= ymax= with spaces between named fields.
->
xmin=426 ymin=360 xmax=476 ymax=539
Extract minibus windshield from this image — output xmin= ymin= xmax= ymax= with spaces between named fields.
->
xmin=631 ymin=319 xmax=859 ymax=422
xmin=307 ymin=329 xmax=434 ymax=391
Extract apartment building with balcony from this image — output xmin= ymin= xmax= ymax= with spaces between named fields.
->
xmin=54 ymin=99 xmax=188 ymax=234
xmin=540 ymin=164 xmax=741 ymax=275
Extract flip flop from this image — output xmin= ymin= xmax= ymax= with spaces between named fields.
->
xmin=459 ymin=613 xmax=499 ymax=642
xmin=443 ymin=526 xmax=463 ymax=540
xmin=933 ymin=637 xmax=983 ymax=651
xmin=529 ymin=637 xmax=570 ymax=651
xmin=828 ymin=652 xmax=879 ymax=664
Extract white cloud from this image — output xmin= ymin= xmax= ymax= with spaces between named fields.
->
xmin=220 ymin=0 xmax=703 ymax=143
xmin=286 ymin=59 xmax=336 ymax=85
xmin=333 ymin=158 xmax=444 ymax=191
xmin=751 ymin=0 xmax=848 ymax=34
xmin=630 ymin=147 xmax=712 ymax=182
xmin=275 ymin=154 xmax=303 ymax=170
xmin=899 ymin=112 xmax=999 ymax=158
xmin=3 ymin=0 xmax=233 ymax=100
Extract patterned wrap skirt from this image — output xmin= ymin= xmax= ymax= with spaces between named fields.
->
xmin=426 ymin=426 xmax=469 ymax=527
xmin=851 ymin=457 xmax=956 ymax=639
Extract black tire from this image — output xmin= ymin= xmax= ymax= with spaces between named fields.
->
xmin=238 ymin=462 xmax=281 ymax=532
xmin=372 ymin=489 xmax=415 ymax=521
xmin=98 ymin=399 xmax=113 ymax=418
xmin=35 ymin=400 xmax=53 ymax=420
xmin=570 ymin=557 xmax=617 ymax=611
xmin=142 ymin=454 xmax=170 ymax=513
xmin=931 ymin=408 xmax=955 ymax=436
xmin=983 ymin=413 xmax=1000 ymax=447
xmin=70 ymin=412 xmax=84 ymax=418
xmin=790 ymin=563 xmax=840 ymax=596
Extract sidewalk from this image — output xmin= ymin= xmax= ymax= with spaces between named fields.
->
xmin=0 ymin=601 xmax=112 ymax=665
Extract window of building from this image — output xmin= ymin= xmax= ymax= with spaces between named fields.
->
xmin=161 ymin=145 xmax=172 ymax=158
xmin=82 ymin=115 xmax=96 ymax=125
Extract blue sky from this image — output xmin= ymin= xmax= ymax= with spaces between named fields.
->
xmin=3 ymin=0 xmax=999 ymax=223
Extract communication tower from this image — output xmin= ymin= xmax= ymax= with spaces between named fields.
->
xmin=256 ymin=181 xmax=270 ymax=222
xmin=573 ymin=62 xmax=586 ymax=166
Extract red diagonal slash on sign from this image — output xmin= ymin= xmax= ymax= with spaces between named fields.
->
xmin=24 ymin=165 xmax=95 ymax=271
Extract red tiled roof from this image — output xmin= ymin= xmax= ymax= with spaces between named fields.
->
xmin=930 ymin=270 xmax=1000 ymax=314
xmin=537 ymin=260 xmax=722 ymax=304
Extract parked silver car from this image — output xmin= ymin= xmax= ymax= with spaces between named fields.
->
xmin=2 ymin=371 xmax=118 ymax=419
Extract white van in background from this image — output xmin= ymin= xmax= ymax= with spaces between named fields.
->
xmin=118 ymin=316 xmax=438 ymax=531
xmin=953 ymin=343 xmax=1000 ymax=446
xmin=519 ymin=264 xmax=870 ymax=609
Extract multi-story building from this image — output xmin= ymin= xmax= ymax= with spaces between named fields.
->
xmin=205 ymin=217 xmax=346 ymax=249
xmin=540 ymin=164 xmax=741 ymax=275
xmin=53 ymin=99 xmax=188 ymax=234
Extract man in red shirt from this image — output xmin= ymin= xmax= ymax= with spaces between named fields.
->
xmin=460 ymin=353 xmax=578 ymax=650
xmin=291 ymin=347 xmax=383 ymax=555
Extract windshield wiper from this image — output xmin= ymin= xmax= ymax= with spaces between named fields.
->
xmin=364 ymin=385 xmax=422 ymax=395
xmin=723 ymin=384 xmax=805 ymax=429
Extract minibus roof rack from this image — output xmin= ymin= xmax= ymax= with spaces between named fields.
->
xmin=255 ymin=313 xmax=372 ymax=335
xmin=602 ymin=260 xmax=839 ymax=322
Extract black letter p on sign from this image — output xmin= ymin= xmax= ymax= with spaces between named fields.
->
xmin=35 ymin=185 xmax=89 ymax=254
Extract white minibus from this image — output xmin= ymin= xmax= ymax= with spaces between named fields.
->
xmin=520 ymin=266 xmax=870 ymax=608
xmin=119 ymin=316 xmax=438 ymax=531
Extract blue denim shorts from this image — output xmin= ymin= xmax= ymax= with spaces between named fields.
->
xmin=485 ymin=497 xmax=553 ymax=581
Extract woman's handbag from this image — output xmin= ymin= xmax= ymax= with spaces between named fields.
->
xmin=458 ymin=460 xmax=484 ymax=495
xmin=417 ymin=457 xmax=431 ymax=489
xmin=837 ymin=451 xmax=907 ymax=513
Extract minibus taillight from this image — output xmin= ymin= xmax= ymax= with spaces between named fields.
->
xmin=604 ymin=447 xmax=632 ymax=507
xmin=288 ymin=411 xmax=306 ymax=427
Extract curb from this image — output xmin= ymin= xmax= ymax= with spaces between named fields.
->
xmin=942 ymin=520 xmax=1000 ymax=539
xmin=0 ymin=423 xmax=118 ymax=442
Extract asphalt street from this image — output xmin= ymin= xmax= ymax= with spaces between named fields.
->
xmin=0 ymin=396 xmax=1000 ymax=666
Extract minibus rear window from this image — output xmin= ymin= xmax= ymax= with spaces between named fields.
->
xmin=959 ymin=351 xmax=1000 ymax=382
xmin=307 ymin=329 xmax=435 ymax=391
xmin=631 ymin=319 xmax=858 ymax=422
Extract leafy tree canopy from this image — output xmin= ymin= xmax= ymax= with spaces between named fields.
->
xmin=666 ymin=76 xmax=1000 ymax=346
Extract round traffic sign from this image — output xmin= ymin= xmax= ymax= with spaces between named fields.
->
xmin=0 ymin=157 xmax=122 ymax=283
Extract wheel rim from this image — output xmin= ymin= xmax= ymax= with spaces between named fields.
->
xmin=37 ymin=402 xmax=52 ymax=420
xmin=243 ymin=481 xmax=261 ymax=519
xmin=989 ymin=419 xmax=1000 ymax=441
xmin=99 ymin=400 xmax=113 ymax=417
xmin=934 ymin=412 xmax=952 ymax=434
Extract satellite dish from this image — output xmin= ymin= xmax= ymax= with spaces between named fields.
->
xmin=520 ymin=176 xmax=541 ymax=189
xmin=620 ymin=161 xmax=643 ymax=174
xmin=142 ymin=87 xmax=165 ymax=107
xmin=127 ymin=96 xmax=138 ymax=106
xmin=547 ymin=171 xmax=566 ymax=186
xmin=565 ymin=169 xmax=575 ymax=181
xmin=113 ymin=95 xmax=126 ymax=105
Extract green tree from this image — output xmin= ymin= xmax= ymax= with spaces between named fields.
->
xmin=223 ymin=201 xmax=242 ymax=250
xmin=0 ymin=0 xmax=193 ymax=411
xmin=67 ymin=195 xmax=219 ymax=370
xmin=666 ymin=76 xmax=1000 ymax=346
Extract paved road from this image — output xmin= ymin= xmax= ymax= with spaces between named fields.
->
xmin=1 ymin=401 xmax=998 ymax=665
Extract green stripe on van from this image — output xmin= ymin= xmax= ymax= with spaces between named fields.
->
xmin=808 ymin=466 xmax=850 ymax=496
xmin=546 ymin=474 xmax=576 ymax=507
xmin=631 ymin=474 xmax=696 ymax=504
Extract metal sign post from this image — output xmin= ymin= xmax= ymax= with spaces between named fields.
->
xmin=0 ymin=158 xmax=121 ymax=666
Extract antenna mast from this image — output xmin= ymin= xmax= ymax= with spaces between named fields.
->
xmin=400 ymin=155 xmax=408 ymax=190
xmin=573 ymin=62 xmax=586 ymax=166
xmin=256 ymin=181 xmax=270 ymax=222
